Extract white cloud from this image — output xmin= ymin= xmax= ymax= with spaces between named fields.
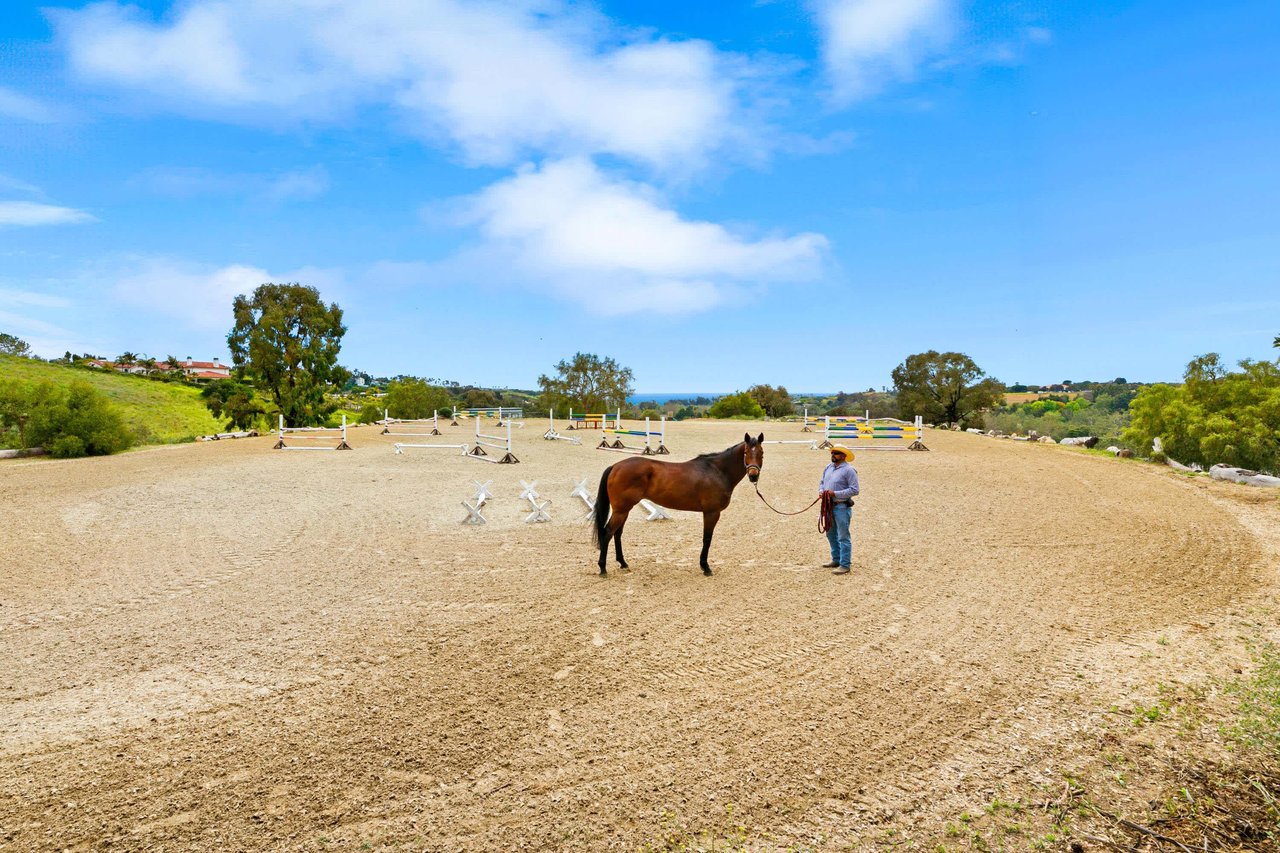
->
xmin=51 ymin=0 xmax=749 ymax=170
xmin=0 ymin=201 xmax=96 ymax=226
xmin=811 ymin=0 xmax=958 ymax=101
xmin=112 ymin=259 xmax=273 ymax=330
xmin=460 ymin=159 xmax=827 ymax=315
xmin=0 ymin=86 xmax=60 ymax=123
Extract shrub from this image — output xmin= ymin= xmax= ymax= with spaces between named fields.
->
xmin=708 ymin=392 xmax=766 ymax=419
xmin=386 ymin=379 xmax=453 ymax=419
xmin=357 ymin=400 xmax=386 ymax=424
xmin=23 ymin=381 xmax=135 ymax=457
xmin=1124 ymin=355 xmax=1280 ymax=473
xmin=49 ymin=435 xmax=87 ymax=458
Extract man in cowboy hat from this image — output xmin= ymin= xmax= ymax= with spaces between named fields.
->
xmin=819 ymin=444 xmax=860 ymax=574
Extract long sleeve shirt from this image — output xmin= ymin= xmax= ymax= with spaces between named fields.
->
xmin=818 ymin=462 xmax=860 ymax=501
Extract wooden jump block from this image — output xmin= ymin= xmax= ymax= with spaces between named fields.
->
xmin=461 ymin=497 xmax=487 ymax=525
xmin=570 ymin=478 xmax=595 ymax=520
xmin=524 ymin=495 xmax=553 ymax=523
xmin=639 ymin=499 xmax=671 ymax=521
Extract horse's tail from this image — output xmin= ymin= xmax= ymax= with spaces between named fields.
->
xmin=591 ymin=465 xmax=614 ymax=549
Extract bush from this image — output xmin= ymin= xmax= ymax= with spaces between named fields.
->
xmin=708 ymin=391 xmax=766 ymax=419
xmin=49 ymin=435 xmax=87 ymax=458
xmin=357 ymin=400 xmax=386 ymax=424
xmin=1124 ymin=355 xmax=1280 ymax=473
xmin=386 ymin=379 xmax=453 ymax=419
xmin=10 ymin=381 xmax=134 ymax=457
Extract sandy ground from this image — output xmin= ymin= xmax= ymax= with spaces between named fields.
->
xmin=0 ymin=419 xmax=1277 ymax=850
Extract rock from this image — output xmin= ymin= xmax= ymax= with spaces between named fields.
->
xmin=1060 ymin=436 xmax=1098 ymax=448
xmin=1210 ymin=465 xmax=1280 ymax=487
xmin=1037 ymin=436 xmax=1056 ymax=444
xmin=1117 ymin=449 xmax=1134 ymax=458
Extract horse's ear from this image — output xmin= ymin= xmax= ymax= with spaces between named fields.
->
xmin=757 ymin=432 xmax=764 ymax=444
xmin=744 ymin=431 xmax=751 ymax=445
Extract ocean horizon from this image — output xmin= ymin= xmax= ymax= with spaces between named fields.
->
xmin=630 ymin=392 xmax=834 ymax=404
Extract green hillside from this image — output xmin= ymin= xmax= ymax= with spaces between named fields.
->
xmin=0 ymin=356 xmax=222 ymax=446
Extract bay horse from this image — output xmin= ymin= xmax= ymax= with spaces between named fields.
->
xmin=592 ymin=433 xmax=764 ymax=576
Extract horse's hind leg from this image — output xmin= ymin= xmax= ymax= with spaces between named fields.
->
xmin=699 ymin=510 xmax=721 ymax=576
xmin=597 ymin=531 xmax=610 ymax=575
xmin=611 ymin=509 xmax=632 ymax=570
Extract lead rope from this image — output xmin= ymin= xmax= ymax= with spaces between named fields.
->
xmin=752 ymin=484 xmax=834 ymax=533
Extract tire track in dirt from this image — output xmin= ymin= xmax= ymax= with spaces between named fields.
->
xmin=5 ymin=516 xmax=313 ymax=631
xmin=1 ymin=427 xmax=1274 ymax=852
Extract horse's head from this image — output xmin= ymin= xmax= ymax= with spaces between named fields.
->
xmin=743 ymin=432 xmax=764 ymax=483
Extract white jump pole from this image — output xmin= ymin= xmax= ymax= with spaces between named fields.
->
xmin=468 ymin=416 xmax=519 ymax=463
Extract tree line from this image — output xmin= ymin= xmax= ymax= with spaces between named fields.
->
xmin=5 ymin=283 xmax=1276 ymax=471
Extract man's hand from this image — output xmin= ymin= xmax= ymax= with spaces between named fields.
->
xmin=821 ymin=489 xmax=834 ymax=498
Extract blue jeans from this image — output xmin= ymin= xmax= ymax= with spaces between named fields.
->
xmin=826 ymin=502 xmax=852 ymax=567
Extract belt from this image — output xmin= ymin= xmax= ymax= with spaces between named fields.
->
xmin=833 ymin=500 xmax=853 ymax=506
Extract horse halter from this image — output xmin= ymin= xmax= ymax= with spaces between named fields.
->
xmin=743 ymin=447 xmax=762 ymax=478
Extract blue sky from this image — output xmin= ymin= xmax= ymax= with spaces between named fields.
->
xmin=2 ymin=0 xmax=1277 ymax=393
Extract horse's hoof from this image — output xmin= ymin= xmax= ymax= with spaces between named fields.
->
xmin=598 ymin=567 xmax=607 ymax=576
xmin=702 ymin=567 xmax=713 ymax=576
xmin=619 ymin=562 xmax=629 ymax=570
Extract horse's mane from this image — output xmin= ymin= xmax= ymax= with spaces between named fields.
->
xmin=693 ymin=441 xmax=743 ymax=462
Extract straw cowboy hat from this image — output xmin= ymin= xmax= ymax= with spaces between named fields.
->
xmin=828 ymin=444 xmax=855 ymax=461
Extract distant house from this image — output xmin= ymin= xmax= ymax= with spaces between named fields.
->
xmin=178 ymin=358 xmax=231 ymax=380
xmin=86 ymin=359 xmax=145 ymax=374
xmin=84 ymin=357 xmax=230 ymax=381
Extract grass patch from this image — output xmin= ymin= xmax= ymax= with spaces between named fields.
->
xmin=1225 ymin=642 xmax=1280 ymax=754
xmin=0 ymin=355 xmax=221 ymax=447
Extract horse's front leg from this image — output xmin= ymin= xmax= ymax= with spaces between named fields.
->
xmin=611 ymin=509 xmax=631 ymax=570
xmin=699 ymin=510 xmax=721 ymax=576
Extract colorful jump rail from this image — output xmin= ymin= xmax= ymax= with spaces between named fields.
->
xmin=598 ymin=415 xmax=669 ymax=455
xmin=457 ymin=406 xmax=523 ymax=426
xmin=819 ymin=415 xmax=928 ymax=451
xmin=566 ymin=408 xmax=620 ymax=430
xmin=801 ymin=407 xmax=867 ymax=432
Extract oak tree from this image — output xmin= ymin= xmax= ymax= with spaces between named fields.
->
xmin=227 ymin=283 xmax=348 ymax=427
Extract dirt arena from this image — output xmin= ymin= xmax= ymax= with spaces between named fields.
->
xmin=2 ymin=419 xmax=1277 ymax=850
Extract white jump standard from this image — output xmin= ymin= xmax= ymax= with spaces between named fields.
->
xmin=598 ymin=415 xmax=669 ymax=455
xmin=390 ymin=408 xmax=469 ymax=454
xmin=467 ymin=418 xmax=519 ymax=464
xmin=543 ymin=411 xmax=582 ymax=444
xmin=565 ymin=409 xmax=619 ymax=430
xmin=819 ymin=415 xmax=928 ymax=451
xmin=274 ymin=414 xmax=352 ymax=450
xmin=381 ymin=408 xmax=442 ymax=436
